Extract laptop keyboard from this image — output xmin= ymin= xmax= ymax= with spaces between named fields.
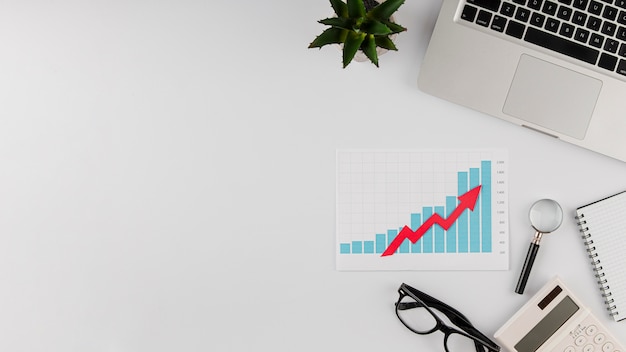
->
xmin=460 ymin=0 xmax=626 ymax=78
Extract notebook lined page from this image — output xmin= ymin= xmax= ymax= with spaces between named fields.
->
xmin=576 ymin=190 xmax=626 ymax=321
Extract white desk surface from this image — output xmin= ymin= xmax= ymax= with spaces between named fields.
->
xmin=2 ymin=0 xmax=626 ymax=350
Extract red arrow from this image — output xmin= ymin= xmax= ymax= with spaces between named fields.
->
xmin=381 ymin=185 xmax=482 ymax=257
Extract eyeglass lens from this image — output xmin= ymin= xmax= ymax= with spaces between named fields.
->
xmin=446 ymin=331 xmax=482 ymax=352
xmin=397 ymin=294 xmax=487 ymax=352
xmin=397 ymin=295 xmax=438 ymax=333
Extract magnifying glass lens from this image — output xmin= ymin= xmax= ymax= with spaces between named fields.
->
xmin=529 ymin=199 xmax=563 ymax=233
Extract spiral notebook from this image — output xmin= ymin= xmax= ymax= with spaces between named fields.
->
xmin=576 ymin=190 xmax=626 ymax=322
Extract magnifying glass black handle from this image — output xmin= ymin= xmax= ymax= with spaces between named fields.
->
xmin=515 ymin=242 xmax=540 ymax=294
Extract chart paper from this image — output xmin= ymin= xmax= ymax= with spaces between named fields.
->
xmin=336 ymin=149 xmax=509 ymax=271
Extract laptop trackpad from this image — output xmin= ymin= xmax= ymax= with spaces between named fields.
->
xmin=503 ymin=54 xmax=601 ymax=140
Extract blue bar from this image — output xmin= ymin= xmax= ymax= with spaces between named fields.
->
xmin=446 ymin=196 xmax=457 ymax=253
xmin=458 ymin=172 xmax=469 ymax=253
xmin=399 ymin=227 xmax=410 ymax=253
xmin=364 ymin=241 xmax=375 ymax=254
xmin=388 ymin=229 xmax=398 ymax=254
xmin=482 ymin=160 xmax=492 ymax=252
xmin=434 ymin=206 xmax=445 ymax=253
xmin=422 ymin=207 xmax=433 ymax=253
xmin=376 ymin=234 xmax=386 ymax=254
xmin=411 ymin=213 xmax=422 ymax=253
xmin=470 ymin=168 xmax=481 ymax=253
xmin=340 ymin=243 xmax=351 ymax=254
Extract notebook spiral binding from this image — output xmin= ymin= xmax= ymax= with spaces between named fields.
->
xmin=576 ymin=214 xmax=619 ymax=317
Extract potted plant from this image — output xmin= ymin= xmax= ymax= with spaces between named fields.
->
xmin=309 ymin=0 xmax=406 ymax=68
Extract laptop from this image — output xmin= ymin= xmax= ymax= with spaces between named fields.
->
xmin=418 ymin=0 xmax=626 ymax=162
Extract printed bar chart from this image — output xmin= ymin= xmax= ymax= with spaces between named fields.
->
xmin=336 ymin=150 xmax=509 ymax=271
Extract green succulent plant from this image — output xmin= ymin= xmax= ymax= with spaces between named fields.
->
xmin=309 ymin=0 xmax=406 ymax=68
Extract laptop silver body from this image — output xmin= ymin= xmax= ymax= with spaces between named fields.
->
xmin=418 ymin=0 xmax=626 ymax=162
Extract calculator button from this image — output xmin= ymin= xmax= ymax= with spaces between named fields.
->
xmin=565 ymin=346 xmax=576 ymax=352
xmin=577 ymin=336 xmax=589 ymax=346
xmin=585 ymin=344 xmax=596 ymax=352
xmin=603 ymin=342 xmax=615 ymax=352
xmin=587 ymin=325 xmax=598 ymax=335
xmin=594 ymin=334 xmax=606 ymax=344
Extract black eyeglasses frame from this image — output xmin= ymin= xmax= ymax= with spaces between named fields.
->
xmin=395 ymin=283 xmax=501 ymax=352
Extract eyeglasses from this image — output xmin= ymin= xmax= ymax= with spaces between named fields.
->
xmin=395 ymin=283 xmax=501 ymax=352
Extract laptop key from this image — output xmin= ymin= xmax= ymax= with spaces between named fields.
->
xmin=501 ymin=2 xmax=517 ymax=16
xmin=573 ymin=10 xmax=588 ymax=25
xmin=506 ymin=20 xmax=527 ymax=38
xmin=560 ymin=22 xmax=576 ymax=36
xmin=492 ymin=15 xmax=508 ymax=31
xmin=528 ymin=0 xmax=544 ymax=9
xmin=531 ymin=12 xmax=547 ymax=26
xmin=557 ymin=5 xmax=573 ymax=20
xmin=598 ymin=52 xmax=618 ymax=70
xmin=617 ymin=59 xmax=626 ymax=75
xmin=602 ymin=21 xmax=617 ymax=34
xmin=516 ymin=7 xmax=532 ymax=21
xmin=477 ymin=10 xmax=493 ymax=26
xmin=604 ymin=38 xmax=619 ymax=52
xmin=573 ymin=0 xmax=589 ymax=9
xmin=524 ymin=27 xmax=600 ymax=64
xmin=619 ymin=10 xmax=626 ymax=24
xmin=461 ymin=5 xmax=479 ymax=22
xmin=546 ymin=17 xmax=561 ymax=31
xmin=590 ymin=33 xmax=605 ymax=47
xmin=603 ymin=5 xmax=619 ymax=19
xmin=586 ymin=16 xmax=602 ymax=30
xmin=589 ymin=0 xmax=604 ymax=15
xmin=575 ymin=27 xmax=591 ymax=42
xmin=543 ymin=1 xmax=559 ymax=14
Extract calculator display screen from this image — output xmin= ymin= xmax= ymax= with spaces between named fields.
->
xmin=515 ymin=296 xmax=579 ymax=352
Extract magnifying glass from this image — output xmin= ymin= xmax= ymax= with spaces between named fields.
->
xmin=515 ymin=199 xmax=563 ymax=294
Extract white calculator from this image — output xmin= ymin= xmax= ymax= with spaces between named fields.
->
xmin=495 ymin=277 xmax=625 ymax=352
